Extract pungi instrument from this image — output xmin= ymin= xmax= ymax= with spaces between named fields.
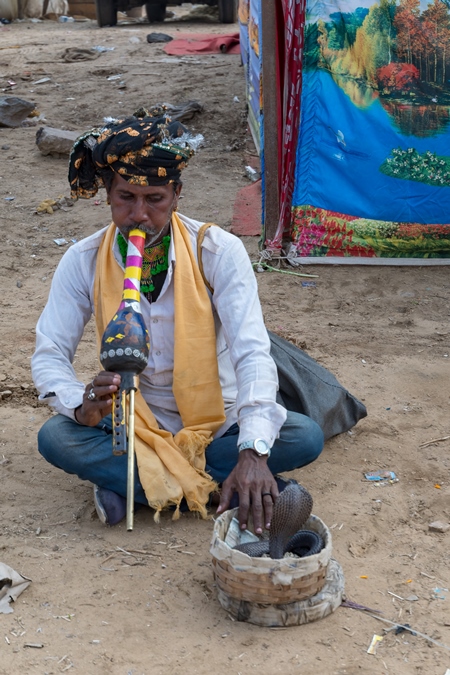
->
xmin=99 ymin=229 xmax=149 ymax=530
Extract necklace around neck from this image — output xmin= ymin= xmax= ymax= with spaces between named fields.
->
xmin=117 ymin=232 xmax=171 ymax=293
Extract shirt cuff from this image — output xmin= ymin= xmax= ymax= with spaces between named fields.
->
xmin=237 ymin=409 xmax=287 ymax=448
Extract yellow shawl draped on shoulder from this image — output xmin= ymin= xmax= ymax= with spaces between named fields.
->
xmin=94 ymin=214 xmax=226 ymax=520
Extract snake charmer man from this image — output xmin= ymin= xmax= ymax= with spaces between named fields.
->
xmin=31 ymin=108 xmax=324 ymax=533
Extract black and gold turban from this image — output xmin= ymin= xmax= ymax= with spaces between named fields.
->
xmin=68 ymin=106 xmax=196 ymax=200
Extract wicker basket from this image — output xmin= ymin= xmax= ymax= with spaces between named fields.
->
xmin=210 ymin=508 xmax=345 ymax=626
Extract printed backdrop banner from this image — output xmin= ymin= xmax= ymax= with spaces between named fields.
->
xmin=286 ymin=0 xmax=450 ymax=261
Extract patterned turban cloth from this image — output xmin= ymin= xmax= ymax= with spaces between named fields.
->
xmin=68 ymin=106 xmax=196 ymax=200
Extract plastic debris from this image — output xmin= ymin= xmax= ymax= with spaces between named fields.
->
xmin=0 ymin=563 xmax=31 ymax=614
xmin=433 ymin=587 xmax=448 ymax=600
xmin=245 ymin=165 xmax=260 ymax=182
xmin=364 ymin=470 xmax=398 ymax=484
xmin=367 ymin=634 xmax=383 ymax=655
xmin=92 ymin=45 xmax=115 ymax=52
xmin=302 ymin=281 xmax=317 ymax=288
xmin=395 ymin=623 xmax=416 ymax=636
xmin=53 ymin=238 xmax=68 ymax=246
xmin=147 ymin=32 xmax=173 ymax=43
xmin=32 ymin=77 xmax=51 ymax=85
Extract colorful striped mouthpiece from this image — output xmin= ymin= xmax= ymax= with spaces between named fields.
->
xmin=120 ymin=229 xmax=146 ymax=310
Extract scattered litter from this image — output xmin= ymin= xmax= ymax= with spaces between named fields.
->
xmin=395 ymin=623 xmax=416 ymax=636
xmin=53 ymin=238 xmax=68 ymax=246
xmin=62 ymin=47 xmax=100 ymax=62
xmin=341 ymin=599 xmax=383 ymax=615
xmin=245 ymin=165 xmax=260 ymax=182
xmin=24 ymin=642 xmax=44 ymax=648
xmin=406 ymin=594 xmax=419 ymax=602
xmin=387 ymin=591 xmax=404 ymax=600
xmin=433 ymin=587 xmax=448 ymax=600
xmin=92 ymin=45 xmax=115 ymax=52
xmin=4 ymin=196 xmax=15 ymax=201
xmin=367 ymin=634 xmax=383 ymax=655
xmin=107 ymin=74 xmax=123 ymax=81
xmin=429 ymin=521 xmax=450 ymax=533
xmin=419 ymin=435 xmax=450 ymax=448
xmin=301 ymin=281 xmax=317 ymax=288
xmin=36 ymin=195 xmax=73 ymax=214
xmin=32 ymin=77 xmax=51 ymax=85
xmin=58 ymin=15 xmax=75 ymax=22
xmin=146 ymin=32 xmax=173 ymax=43
xmin=435 ymin=484 xmax=442 ymax=489
xmin=366 ymin=613 xmax=450 ymax=652
xmin=364 ymin=470 xmax=398 ymax=484
xmin=0 ymin=563 xmax=31 ymax=614
xmin=233 ymin=96 xmax=240 ymax=102
xmin=360 ymin=575 xmax=368 ymax=579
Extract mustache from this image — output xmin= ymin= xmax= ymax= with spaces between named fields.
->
xmin=121 ymin=221 xmax=171 ymax=246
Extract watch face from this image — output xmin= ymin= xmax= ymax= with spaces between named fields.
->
xmin=254 ymin=439 xmax=269 ymax=455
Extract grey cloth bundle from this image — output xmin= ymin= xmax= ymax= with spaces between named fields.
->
xmin=269 ymin=330 xmax=367 ymax=441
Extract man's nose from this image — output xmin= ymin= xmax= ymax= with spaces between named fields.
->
xmin=130 ymin=197 xmax=149 ymax=222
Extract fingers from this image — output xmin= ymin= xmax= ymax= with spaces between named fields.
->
xmin=85 ymin=372 xmax=121 ymax=404
xmin=216 ymin=475 xmax=235 ymax=515
xmin=216 ymin=473 xmax=278 ymax=535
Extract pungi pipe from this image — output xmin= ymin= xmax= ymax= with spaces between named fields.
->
xmin=99 ymin=229 xmax=150 ymax=530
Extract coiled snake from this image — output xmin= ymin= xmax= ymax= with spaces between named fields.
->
xmin=233 ymin=482 xmax=324 ymax=559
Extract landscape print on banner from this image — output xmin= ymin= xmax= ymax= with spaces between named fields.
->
xmin=292 ymin=0 xmax=450 ymax=259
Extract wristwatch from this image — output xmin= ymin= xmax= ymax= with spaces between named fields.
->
xmin=238 ymin=438 xmax=271 ymax=458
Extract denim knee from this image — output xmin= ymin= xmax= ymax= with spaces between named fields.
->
xmin=38 ymin=415 xmax=70 ymax=466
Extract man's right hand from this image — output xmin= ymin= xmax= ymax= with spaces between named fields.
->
xmin=74 ymin=371 xmax=121 ymax=427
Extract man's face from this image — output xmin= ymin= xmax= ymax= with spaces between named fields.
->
xmin=108 ymin=173 xmax=181 ymax=245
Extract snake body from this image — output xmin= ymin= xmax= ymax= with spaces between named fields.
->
xmin=233 ymin=482 xmax=324 ymax=559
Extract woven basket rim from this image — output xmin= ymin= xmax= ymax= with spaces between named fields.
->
xmin=210 ymin=508 xmax=332 ymax=580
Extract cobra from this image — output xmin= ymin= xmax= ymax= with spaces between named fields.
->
xmin=233 ymin=482 xmax=324 ymax=559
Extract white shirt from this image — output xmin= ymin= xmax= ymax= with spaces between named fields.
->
xmin=31 ymin=214 xmax=287 ymax=447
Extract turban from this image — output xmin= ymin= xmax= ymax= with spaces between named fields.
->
xmin=68 ymin=106 xmax=198 ymax=200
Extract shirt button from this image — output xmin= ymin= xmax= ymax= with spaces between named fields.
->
xmin=156 ymin=350 xmax=161 ymax=356
xmin=152 ymin=319 xmax=158 ymax=324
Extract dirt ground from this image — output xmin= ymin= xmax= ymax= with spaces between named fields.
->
xmin=1 ymin=7 xmax=450 ymax=675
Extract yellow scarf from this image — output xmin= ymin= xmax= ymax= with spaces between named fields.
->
xmin=94 ymin=214 xmax=226 ymax=520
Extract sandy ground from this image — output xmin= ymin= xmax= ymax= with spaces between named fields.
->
xmin=1 ymin=8 xmax=450 ymax=675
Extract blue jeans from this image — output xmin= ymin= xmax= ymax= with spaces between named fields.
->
xmin=37 ymin=411 xmax=324 ymax=505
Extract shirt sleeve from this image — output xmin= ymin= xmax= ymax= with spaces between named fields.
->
xmin=31 ymin=244 xmax=96 ymax=419
xmin=202 ymin=232 xmax=287 ymax=447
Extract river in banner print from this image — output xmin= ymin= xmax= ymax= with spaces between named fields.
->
xmin=294 ymin=68 xmax=450 ymax=224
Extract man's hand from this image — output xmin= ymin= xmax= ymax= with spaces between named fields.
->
xmin=74 ymin=371 xmax=121 ymax=427
xmin=216 ymin=449 xmax=279 ymax=535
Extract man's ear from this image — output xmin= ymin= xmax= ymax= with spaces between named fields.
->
xmin=173 ymin=183 xmax=182 ymax=209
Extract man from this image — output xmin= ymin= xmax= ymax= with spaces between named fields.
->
xmin=31 ymin=108 xmax=324 ymax=534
